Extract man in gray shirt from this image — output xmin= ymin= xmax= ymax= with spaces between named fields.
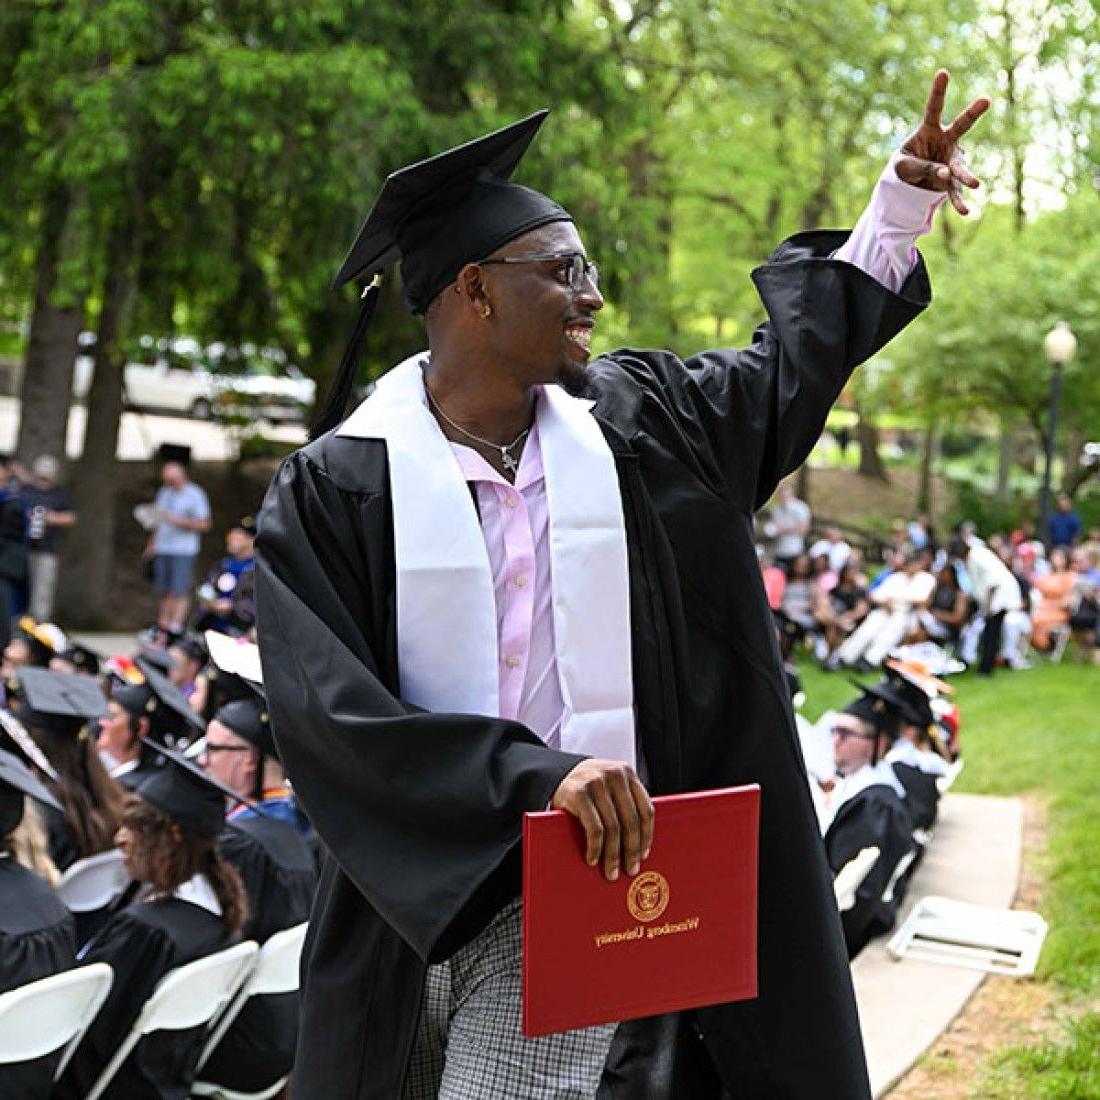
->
xmin=768 ymin=481 xmax=812 ymax=568
xmin=143 ymin=460 xmax=211 ymax=641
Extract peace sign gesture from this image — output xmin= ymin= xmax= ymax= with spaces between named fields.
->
xmin=896 ymin=69 xmax=991 ymax=215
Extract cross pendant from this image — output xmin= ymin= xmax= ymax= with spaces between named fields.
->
xmin=500 ymin=448 xmax=518 ymax=473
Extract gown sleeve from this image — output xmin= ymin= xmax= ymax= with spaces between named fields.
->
xmin=254 ymin=448 xmax=588 ymax=963
xmin=607 ymin=230 xmax=932 ymax=512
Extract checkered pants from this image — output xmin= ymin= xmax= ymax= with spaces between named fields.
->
xmin=403 ymin=900 xmax=617 ymax=1099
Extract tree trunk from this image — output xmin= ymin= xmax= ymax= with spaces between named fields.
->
xmin=855 ymin=405 xmax=889 ymax=481
xmin=15 ymin=184 xmax=86 ymax=467
xmin=56 ymin=207 xmax=143 ymax=627
xmin=995 ymin=419 xmax=1015 ymax=502
xmin=795 ymin=462 xmax=811 ymax=509
xmin=917 ymin=422 xmax=937 ymax=513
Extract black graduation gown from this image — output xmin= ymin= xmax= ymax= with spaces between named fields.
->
xmin=254 ymin=230 xmax=930 ymax=1100
xmin=891 ymin=761 xmax=940 ymax=832
xmin=198 ymin=813 xmax=317 ymax=1091
xmin=55 ymin=896 xmax=233 ymax=1100
xmin=0 ymin=857 xmax=76 ymax=1099
xmin=823 ymin=784 xmax=916 ymax=958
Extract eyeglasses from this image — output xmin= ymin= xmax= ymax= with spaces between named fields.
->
xmin=830 ymin=726 xmax=876 ymax=742
xmin=201 ymin=744 xmax=251 ymax=754
xmin=477 ymin=251 xmax=599 ymax=292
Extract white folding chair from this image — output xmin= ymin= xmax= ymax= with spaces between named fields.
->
xmin=0 ymin=963 xmax=113 ymax=1079
xmin=833 ymin=847 xmax=879 ymax=913
xmin=936 ymin=758 xmax=964 ymax=795
xmin=56 ymin=849 xmax=129 ymax=912
xmin=192 ymin=922 xmax=308 ymax=1099
xmin=83 ymin=940 xmax=258 ymax=1100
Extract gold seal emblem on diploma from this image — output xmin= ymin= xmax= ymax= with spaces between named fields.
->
xmin=627 ymin=871 xmax=670 ymax=923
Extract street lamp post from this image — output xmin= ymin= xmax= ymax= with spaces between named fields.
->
xmin=1038 ymin=321 xmax=1078 ymax=546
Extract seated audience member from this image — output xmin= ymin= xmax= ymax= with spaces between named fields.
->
xmin=0 ymin=747 xmax=76 ymax=1099
xmin=780 ymin=553 xmax=818 ymax=636
xmin=166 ymin=634 xmax=209 ymax=712
xmin=949 ymin=536 xmax=1025 ymax=676
xmin=916 ymin=562 xmax=969 ymax=647
xmin=820 ymin=687 xmax=915 ymax=958
xmin=883 ymin=518 xmax=913 ymax=569
xmin=907 ymin=512 xmax=934 ymax=552
xmin=878 ymin=668 xmax=948 ymax=832
xmin=814 ymin=561 xmax=870 ymax=659
xmin=807 ymin=526 xmax=852 ymax=574
xmin=192 ymin=517 xmax=257 ymax=637
xmin=55 ymin=751 xmax=247 ymax=1100
xmin=758 ymin=547 xmax=786 ymax=611
xmin=1029 ymin=545 xmax=1076 ymax=651
xmin=828 ymin=551 xmax=935 ymax=671
xmin=6 ymin=668 xmax=123 ymax=873
xmin=1068 ymin=548 xmax=1099 ymax=651
xmin=198 ymin=683 xmax=316 ymax=1093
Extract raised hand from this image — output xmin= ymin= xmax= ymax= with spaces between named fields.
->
xmin=896 ymin=69 xmax=990 ymax=215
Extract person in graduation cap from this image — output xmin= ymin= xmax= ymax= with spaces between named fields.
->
xmin=55 ymin=745 xmax=247 ymax=1100
xmin=879 ymin=664 xmax=950 ymax=833
xmin=5 ymin=667 xmax=124 ymax=873
xmin=196 ymin=684 xmax=317 ymax=1094
xmin=166 ymin=633 xmax=209 ymax=709
xmin=98 ymin=658 xmax=206 ymax=789
xmin=255 ymin=72 xmax=989 ymax=1100
xmin=0 ymin=746 xmax=77 ymax=1099
xmin=821 ymin=686 xmax=917 ymax=958
xmin=2 ymin=616 xmax=65 ymax=676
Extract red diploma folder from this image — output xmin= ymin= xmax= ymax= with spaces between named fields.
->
xmin=522 ymin=784 xmax=760 ymax=1037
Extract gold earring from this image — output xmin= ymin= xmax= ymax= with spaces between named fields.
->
xmin=483 ymin=305 xmax=492 ymax=318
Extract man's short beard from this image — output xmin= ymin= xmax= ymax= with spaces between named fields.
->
xmin=557 ymin=359 xmax=590 ymax=397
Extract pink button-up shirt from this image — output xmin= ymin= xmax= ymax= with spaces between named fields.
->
xmin=449 ymin=163 xmax=942 ymax=747
xmin=449 ymin=420 xmax=565 ymax=746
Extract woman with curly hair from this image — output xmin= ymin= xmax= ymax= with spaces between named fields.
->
xmin=55 ymin=755 xmax=247 ymax=1100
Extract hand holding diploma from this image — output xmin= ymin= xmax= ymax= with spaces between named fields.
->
xmin=550 ymin=759 xmax=654 ymax=881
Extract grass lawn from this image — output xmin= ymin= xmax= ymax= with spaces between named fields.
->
xmin=798 ymin=657 xmax=1100 ymax=1097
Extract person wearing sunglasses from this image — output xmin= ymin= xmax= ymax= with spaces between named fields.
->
xmin=256 ymin=71 xmax=988 ymax=1100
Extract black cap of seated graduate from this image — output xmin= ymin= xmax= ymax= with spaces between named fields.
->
xmin=0 ymin=745 xmax=60 ymax=836
xmin=315 ymin=110 xmax=572 ymax=438
xmin=203 ymin=632 xmax=275 ymax=758
xmin=7 ymin=667 xmax=107 ymax=737
xmin=127 ymin=658 xmax=207 ymax=740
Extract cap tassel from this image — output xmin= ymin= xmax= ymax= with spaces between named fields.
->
xmin=312 ymin=273 xmax=384 ymax=440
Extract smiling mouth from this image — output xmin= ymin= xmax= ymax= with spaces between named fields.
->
xmin=565 ymin=324 xmax=593 ymax=354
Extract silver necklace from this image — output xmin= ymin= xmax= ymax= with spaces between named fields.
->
xmin=425 ymin=387 xmax=530 ymax=474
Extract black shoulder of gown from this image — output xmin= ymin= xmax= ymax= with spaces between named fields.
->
xmin=824 ymin=785 xmax=916 ymax=957
xmin=55 ymin=897 xmax=233 ymax=1100
xmin=0 ymin=858 xmax=76 ymax=1099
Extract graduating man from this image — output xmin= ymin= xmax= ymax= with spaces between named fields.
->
xmin=256 ymin=72 xmax=988 ymax=1099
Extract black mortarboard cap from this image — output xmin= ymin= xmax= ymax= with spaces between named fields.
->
xmin=11 ymin=667 xmax=107 ymax=735
xmin=0 ymin=745 xmax=60 ymax=835
xmin=137 ymin=644 xmax=174 ymax=674
xmin=60 ymin=642 xmax=103 ymax=677
xmin=881 ymin=667 xmax=935 ymax=728
xmin=842 ymin=680 xmax=904 ymax=740
xmin=213 ymin=694 xmax=275 ymax=758
xmin=134 ymin=658 xmax=207 ymax=735
xmin=315 ymin=111 xmax=571 ymax=438
xmin=134 ymin=742 xmax=227 ymax=838
xmin=136 ymin=735 xmax=267 ymax=832
xmin=230 ymin=515 xmax=258 ymax=537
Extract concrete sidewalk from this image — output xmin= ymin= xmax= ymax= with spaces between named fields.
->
xmin=853 ymin=791 xmax=1025 ymax=1097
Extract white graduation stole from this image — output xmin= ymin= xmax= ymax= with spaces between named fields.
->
xmin=337 ymin=354 xmax=636 ymax=767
